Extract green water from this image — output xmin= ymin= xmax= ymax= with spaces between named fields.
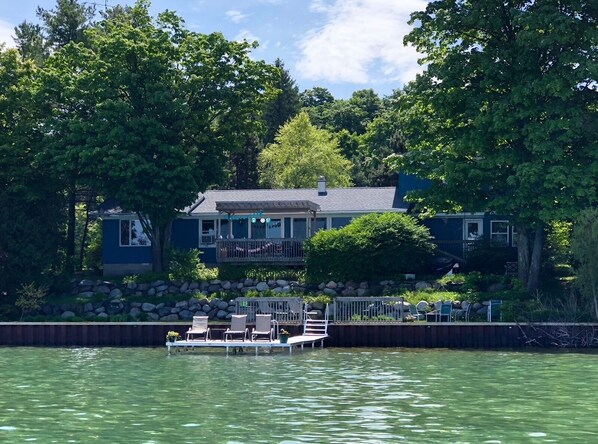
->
xmin=0 ymin=347 xmax=597 ymax=443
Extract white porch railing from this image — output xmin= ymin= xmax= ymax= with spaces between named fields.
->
xmin=236 ymin=297 xmax=305 ymax=324
xmin=333 ymin=297 xmax=405 ymax=324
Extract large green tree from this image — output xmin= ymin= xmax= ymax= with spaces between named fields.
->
xmin=258 ymin=111 xmax=353 ymax=188
xmin=388 ymin=0 xmax=598 ymax=291
xmin=0 ymin=49 xmax=65 ymax=296
xmin=42 ymin=1 xmax=276 ymax=272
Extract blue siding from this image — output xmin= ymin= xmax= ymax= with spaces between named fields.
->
xmin=171 ymin=219 xmax=199 ymax=250
xmin=102 ymin=219 xmax=152 ymax=264
xmin=424 ymin=218 xmax=462 ymax=242
xmin=200 ymin=247 xmax=217 ymax=264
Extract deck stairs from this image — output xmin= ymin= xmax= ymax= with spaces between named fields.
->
xmin=303 ymin=305 xmax=329 ymax=337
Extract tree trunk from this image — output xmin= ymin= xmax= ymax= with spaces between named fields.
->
xmin=66 ymin=181 xmax=76 ymax=274
xmin=148 ymin=220 xmax=173 ymax=273
xmin=526 ymin=225 xmax=544 ymax=293
xmin=517 ymin=226 xmax=530 ymax=285
xmin=78 ymin=198 xmax=92 ymax=271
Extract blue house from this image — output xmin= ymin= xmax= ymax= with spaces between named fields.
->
xmin=101 ymin=175 xmax=517 ymax=275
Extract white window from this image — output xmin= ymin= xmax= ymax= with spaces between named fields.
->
xmin=511 ymin=226 xmax=518 ymax=246
xmin=120 ymin=219 xmax=150 ymax=246
xmin=200 ymin=220 xmax=216 ymax=245
xmin=491 ymin=221 xmax=509 ymax=245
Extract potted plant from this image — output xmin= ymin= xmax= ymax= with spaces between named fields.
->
xmin=166 ymin=331 xmax=181 ymax=343
xmin=279 ymin=329 xmax=289 ymax=344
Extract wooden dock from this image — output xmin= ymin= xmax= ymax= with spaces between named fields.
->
xmin=166 ymin=334 xmax=328 ymax=355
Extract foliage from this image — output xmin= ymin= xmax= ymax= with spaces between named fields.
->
xmin=463 ymin=241 xmax=517 ymax=275
xmin=82 ymin=218 xmax=103 ymax=272
xmin=39 ymin=1 xmax=277 ymax=273
xmin=0 ymin=49 xmax=66 ymax=297
xmin=388 ymin=0 xmax=598 ymax=292
xmin=167 ymin=248 xmax=217 ymax=282
xmin=279 ymin=329 xmax=289 ymax=336
xmin=571 ymin=208 xmax=598 ymax=320
xmin=165 ymin=331 xmax=181 ymax=341
xmin=15 ymin=283 xmax=48 ymax=320
xmin=258 ymin=111 xmax=353 ymax=188
xmin=545 ymin=221 xmax=573 ymax=268
xmin=217 ymin=265 xmax=305 ymax=283
xmin=305 ymin=212 xmax=436 ymax=282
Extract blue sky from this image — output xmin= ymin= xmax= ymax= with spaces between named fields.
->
xmin=0 ymin=0 xmax=427 ymax=99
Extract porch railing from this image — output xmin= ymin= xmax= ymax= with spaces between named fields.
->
xmin=433 ymin=240 xmax=478 ymax=261
xmin=216 ymin=239 xmax=304 ymax=264
xmin=333 ymin=297 xmax=405 ymax=324
xmin=236 ymin=297 xmax=305 ymax=324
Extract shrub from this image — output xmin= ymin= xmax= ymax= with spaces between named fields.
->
xmin=218 ymin=264 xmax=305 ymax=282
xmin=167 ymin=248 xmax=217 ymax=282
xmin=15 ymin=283 xmax=48 ymax=321
xmin=463 ymin=241 xmax=517 ymax=274
xmin=305 ymin=212 xmax=435 ymax=282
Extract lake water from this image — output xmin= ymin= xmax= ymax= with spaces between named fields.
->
xmin=0 ymin=347 xmax=597 ymax=443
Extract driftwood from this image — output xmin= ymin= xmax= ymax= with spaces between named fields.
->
xmin=517 ymin=322 xmax=598 ymax=348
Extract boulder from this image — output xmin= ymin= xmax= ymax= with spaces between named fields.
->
xmin=96 ymin=285 xmax=111 ymax=294
xmin=61 ymin=311 xmax=76 ymax=319
xmin=129 ymin=307 xmax=142 ymax=318
xmin=217 ymin=301 xmax=229 ymax=310
xmin=178 ymin=309 xmax=194 ymax=320
xmin=78 ymin=291 xmax=94 ymax=298
xmin=256 ymin=282 xmax=269 ymax=292
xmin=160 ymin=314 xmax=179 ymax=322
xmin=415 ymin=281 xmax=432 ymax=290
xmin=109 ymin=288 xmax=122 ymax=298
xmin=216 ymin=310 xmax=229 ymax=319
xmin=141 ymin=302 xmax=156 ymax=312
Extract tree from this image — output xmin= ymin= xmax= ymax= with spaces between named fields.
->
xmin=42 ymin=1 xmax=277 ymax=272
xmin=263 ymin=58 xmax=301 ymax=145
xmin=36 ymin=0 xmax=95 ymax=49
xmin=571 ymin=208 xmax=598 ymax=321
xmin=0 ymin=49 xmax=66 ymax=296
xmin=13 ymin=22 xmax=48 ymax=65
xmin=388 ymin=0 xmax=598 ymax=291
xmin=258 ymin=112 xmax=353 ymax=189
xmin=300 ymin=86 xmax=335 ymax=108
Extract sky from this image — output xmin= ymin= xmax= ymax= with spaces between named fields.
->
xmin=0 ymin=0 xmax=428 ymax=99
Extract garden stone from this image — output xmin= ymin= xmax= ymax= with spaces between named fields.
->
xmin=200 ymin=281 xmax=210 ymax=291
xmin=477 ymin=306 xmax=488 ymax=316
xmin=126 ymin=282 xmax=137 ymax=290
xmin=276 ymin=280 xmax=288 ymax=287
xmin=156 ymin=284 xmax=168 ymax=292
xmin=83 ymin=303 xmax=94 ymax=313
xmin=138 ymin=283 xmax=150 ymax=291
xmin=236 ymin=282 xmax=244 ymax=290
xmin=226 ymin=312 xmax=233 ymax=320
xmin=311 ymin=301 xmax=325 ymax=311
xmin=179 ymin=282 xmax=189 ymax=293
xmin=222 ymin=281 xmax=232 ymax=290
xmin=131 ymin=302 xmax=142 ymax=308
xmin=178 ymin=309 xmax=194 ymax=320
xmin=79 ymin=279 xmax=95 ymax=287
xmin=208 ymin=284 xmax=221 ymax=293
xmin=281 ymin=286 xmax=291 ymax=293
xmin=189 ymin=282 xmax=199 ymax=290
xmin=141 ymin=302 xmax=156 ymax=312
xmin=323 ymin=288 xmax=337 ymax=296
xmin=61 ymin=311 xmax=76 ymax=319
xmin=310 ymin=309 xmax=323 ymax=319
xmin=175 ymin=301 xmax=188 ymax=308
xmin=109 ymin=288 xmax=122 ymax=298
xmin=318 ymin=283 xmax=326 ymax=290
xmin=94 ymin=307 xmax=106 ymax=314
xmin=202 ymin=305 xmax=211 ymax=313
xmin=216 ymin=309 xmax=229 ymax=319
xmin=97 ymin=312 xmax=109 ymax=320
xmin=96 ymin=285 xmax=111 ymax=294
xmin=359 ymin=282 xmax=369 ymax=289
xmin=217 ymin=301 xmax=229 ymax=310
xmin=256 ymin=282 xmax=269 ymax=291
xmin=129 ymin=307 xmax=142 ymax=318
xmin=147 ymin=313 xmax=160 ymax=321
xmin=267 ymin=280 xmax=276 ymax=287
xmin=147 ymin=287 xmax=156 ymax=296
xmin=157 ymin=307 xmax=172 ymax=317
xmin=244 ymin=278 xmax=253 ymax=287
xmin=227 ymin=305 xmax=236 ymax=312
xmin=170 ymin=307 xmax=181 ymax=314
xmin=473 ymin=302 xmax=482 ymax=310
xmin=341 ymin=288 xmax=357 ymax=296
xmin=78 ymin=291 xmax=94 ymax=298
xmin=357 ymin=288 xmax=369 ymax=297
xmin=209 ymin=298 xmax=221 ymax=308
xmin=326 ymin=281 xmax=337 ymax=289
xmin=160 ymin=314 xmax=179 ymax=322
xmin=207 ymin=308 xmax=218 ymax=318
xmin=415 ymin=281 xmax=432 ymax=290
xmin=168 ymin=286 xmax=179 ymax=294
xmin=152 ymin=280 xmax=165 ymax=287
xmin=272 ymin=287 xmax=283 ymax=293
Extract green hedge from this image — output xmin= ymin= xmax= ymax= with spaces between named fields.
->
xmin=304 ymin=212 xmax=435 ymax=282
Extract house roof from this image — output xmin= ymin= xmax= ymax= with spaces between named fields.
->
xmin=186 ymin=187 xmax=408 ymax=216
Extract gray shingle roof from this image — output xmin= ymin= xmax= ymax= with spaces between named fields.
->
xmin=186 ymin=187 xmax=407 ymax=215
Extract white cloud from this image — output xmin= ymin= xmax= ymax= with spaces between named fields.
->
xmin=0 ymin=19 xmax=16 ymax=48
xmin=297 ymin=0 xmax=426 ymax=86
xmin=225 ymin=10 xmax=246 ymax=24
xmin=235 ymin=29 xmax=260 ymax=44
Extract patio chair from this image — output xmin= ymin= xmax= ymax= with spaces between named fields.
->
xmin=408 ymin=304 xmax=424 ymax=321
xmin=223 ymin=314 xmax=249 ymax=342
xmin=453 ymin=302 xmax=472 ymax=322
xmin=186 ymin=315 xmax=211 ymax=341
xmin=426 ymin=302 xmax=452 ymax=322
xmin=251 ymin=314 xmax=274 ymax=342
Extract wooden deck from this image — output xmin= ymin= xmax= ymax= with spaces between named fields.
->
xmin=166 ymin=334 xmax=328 ymax=355
xmin=216 ymin=239 xmax=304 ymax=264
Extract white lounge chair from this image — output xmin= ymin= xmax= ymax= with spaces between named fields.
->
xmin=251 ymin=314 xmax=274 ymax=342
xmin=186 ymin=316 xmax=211 ymax=341
xmin=224 ymin=314 xmax=249 ymax=342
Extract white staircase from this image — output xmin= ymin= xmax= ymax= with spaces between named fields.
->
xmin=303 ymin=305 xmax=329 ymax=336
